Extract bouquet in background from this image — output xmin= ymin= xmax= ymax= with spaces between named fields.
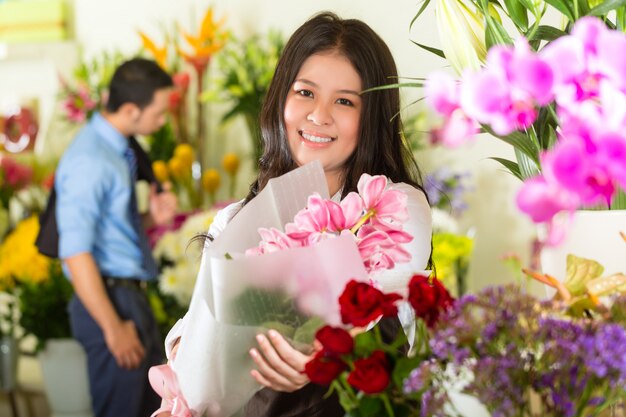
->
xmin=202 ymin=30 xmax=284 ymax=163
xmin=0 ymin=215 xmax=72 ymax=348
xmin=58 ymin=51 xmax=125 ymax=124
xmin=408 ymin=285 xmax=626 ymax=417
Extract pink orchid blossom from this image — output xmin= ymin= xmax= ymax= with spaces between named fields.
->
xmin=460 ymin=39 xmax=553 ymax=135
xmin=425 ymin=72 xmax=479 ymax=146
xmin=357 ymin=174 xmax=409 ymax=229
xmin=247 ymin=173 xmax=414 ymax=274
xmin=516 ymin=176 xmax=579 ymax=223
xmin=245 ymin=227 xmax=301 ymax=256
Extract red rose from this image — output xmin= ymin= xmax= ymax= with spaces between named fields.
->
xmin=304 ymin=351 xmax=347 ymax=385
xmin=339 ymin=280 xmax=403 ymax=327
xmin=408 ymin=274 xmax=454 ymax=327
xmin=316 ymin=325 xmax=354 ymax=356
xmin=346 ymin=350 xmax=391 ymax=394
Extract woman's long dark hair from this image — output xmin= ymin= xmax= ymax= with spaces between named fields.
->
xmin=245 ymin=11 xmax=426 ymax=203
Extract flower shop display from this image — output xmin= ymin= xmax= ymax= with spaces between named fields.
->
xmin=202 ymin=30 xmax=284 ymax=163
xmin=414 ymin=0 xmax=626 ymax=243
xmin=139 ymin=6 xmax=228 ymax=171
xmin=303 ymin=249 xmax=626 ymax=417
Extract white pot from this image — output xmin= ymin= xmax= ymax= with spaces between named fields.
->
xmin=540 ymin=210 xmax=626 ymax=281
xmin=38 ymin=338 xmax=93 ymax=417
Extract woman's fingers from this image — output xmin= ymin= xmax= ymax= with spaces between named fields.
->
xmin=250 ymin=330 xmax=311 ymax=391
xmin=249 ymin=347 xmax=294 ymax=391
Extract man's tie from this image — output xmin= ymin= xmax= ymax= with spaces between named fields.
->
xmin=124 ymin=147 xmax=159 ymax=279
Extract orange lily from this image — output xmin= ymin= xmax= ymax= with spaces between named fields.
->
xmin=138 ymin=31 xmax=168 ymax=70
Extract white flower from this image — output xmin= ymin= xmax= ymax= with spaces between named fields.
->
xmin=436 ymin=0 xmax=487 ymax=75
xmin=431 ymin=208 xmax=460 ymax=233
xmin=159 ymin=260 xmax=198 ymax=307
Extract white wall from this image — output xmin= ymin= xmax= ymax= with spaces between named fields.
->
xmin=45 ymin=0 xmax=539 ymax=290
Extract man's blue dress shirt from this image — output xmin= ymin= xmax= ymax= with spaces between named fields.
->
xmin=55 ymin=113 xmax=154 ymax=280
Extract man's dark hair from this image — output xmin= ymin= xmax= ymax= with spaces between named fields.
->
xmin=105 ymin=58 xmax=173 ymax=112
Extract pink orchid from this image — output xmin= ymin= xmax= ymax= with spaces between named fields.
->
xmin=245 ymin=227 xmax=301 ymax=256
xmin=425 ymin=72 xmax=479 ymax=146
xmin=285 ymin=193 xmax=340 ymax=245
xmin=248 ymin=173 xmax=413 ymax=273
xmin=356 ymin=225 xmax=412 ymax=274
xmin=460 ymin=39 xmax=553 ymax=135
xmin=357 ymin=174 xmax=409 ymax=229
xmin=516 ymin=176 xmax=579 ymax=223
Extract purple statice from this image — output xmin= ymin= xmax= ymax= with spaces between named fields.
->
xmin=424 ymin=168 xmax=473 ymax=216
xmin=403 ymin=361 xmax=433 ymax=394
xmin=584 ymin=323 xmax=626 ymax=383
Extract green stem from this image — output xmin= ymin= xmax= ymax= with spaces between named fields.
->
xmin=350 ymin=210 xmax=375 ymax=234
xmin=381 ymin=394 xmax=396 ymax=417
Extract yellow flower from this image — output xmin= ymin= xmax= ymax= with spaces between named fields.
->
xmin=152 ymin=160 xmax=169 ymax=183
xmin=221 ymin=153 xmax=240 ymax=176
xmin=174 ymin=144 xmax=196 ymax=168
xmin=201 ymin=169 xmax=221 ymax=193
xmin=0 ymin=216 xmax=51 ymax=290
xmin=138 ymin=31 xmax=168 ymax=70
xmin=436 ymin=0 xmax=487 ymax=74
xmin=167 ymin=157 xmax=189 ymax=180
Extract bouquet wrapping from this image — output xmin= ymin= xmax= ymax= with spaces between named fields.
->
xmin=165 ymin=161 xmax=371 ymax=416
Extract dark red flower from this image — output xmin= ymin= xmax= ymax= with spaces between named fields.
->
xmin=304 ymin=351 xmax=347 ymax=385
xmin=339 ymin=280 xmax=403 ymax=327
xmin=315 ymin=325 xmax=354 ymax=356
xmin=346 ymin=350 xmax=391 ymax=394
xmin=408 ymin=274 xmax=454 ymax=327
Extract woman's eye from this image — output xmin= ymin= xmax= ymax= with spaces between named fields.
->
xmin=297 ymin=89 xmax=313 ymax=98
xmin=337 ymin=98 xmax=354 ymax=106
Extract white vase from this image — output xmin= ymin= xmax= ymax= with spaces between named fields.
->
xmin=38 ymin=338 xmax=93 ymax=417
xmin=540 ymin=210 xmax=626 ymax=281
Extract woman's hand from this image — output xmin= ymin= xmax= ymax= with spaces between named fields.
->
xmin=249 ymin=329 xmax=315 ymax=392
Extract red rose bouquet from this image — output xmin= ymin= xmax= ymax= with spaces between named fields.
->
xmin=304 ymin=274 xmax=454 ymax=416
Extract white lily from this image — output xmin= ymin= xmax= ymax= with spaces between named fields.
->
xmin=436 ymin=0 xmax=487 ymax=75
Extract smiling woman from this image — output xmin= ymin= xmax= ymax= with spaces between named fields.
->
xmin=285 ymin=52 xmax=362 ymax=196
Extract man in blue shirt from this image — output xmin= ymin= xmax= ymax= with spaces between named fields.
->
xmin=55 ymin=58 xmax=177 ymax=417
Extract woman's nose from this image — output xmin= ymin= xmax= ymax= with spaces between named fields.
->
xmin=307 ymin=103 xmax=332 ymax=125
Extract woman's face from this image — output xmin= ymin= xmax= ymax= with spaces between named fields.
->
xmin=284 ymin=51 xmax=362 ymax=189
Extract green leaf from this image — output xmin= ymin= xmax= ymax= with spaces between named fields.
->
xmin=410 ymin=0 xmax=433 ymax=30
xmin=489 ymin=157 xmax=524 ymax=180
xmin=611 ymin=188 xmax=626 ymax=210
xmin=353 ymin=331 xmax=377 ymax=356
xmin=564 ymin=254 xmax=604 ymax=296
xmin=356 ymin=396 xmax=384 ymax=417
xmin=483 ymin=127 xmax=540 ymax=165
xmin=588 ymin=0 xmax=626 ymax=16
xmin=409 ymin=40 xmax=446 ymax=59
xmin=503 ymin=0 xmax=529 ymax=30
xmin=392 ymin=356 xmax=425 ymax=388
xmin=485 ymin=17 xmax=514 ymax=48
xmin=543 ymin=0 xmax=574 ymax=20
xmin=515 ymin=148 xmax=541 ymax=180
xmin=527 ymin=25 xmax=568 ymax=41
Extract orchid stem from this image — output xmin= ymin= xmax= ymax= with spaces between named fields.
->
xmin=350 ymin=210 xmax=375 ymax=234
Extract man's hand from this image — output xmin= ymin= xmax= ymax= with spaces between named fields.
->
xmin=103 ymin=320 xmax=146 ymax=369
xmin=149 ymin=182 xmax=177 ymax=226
